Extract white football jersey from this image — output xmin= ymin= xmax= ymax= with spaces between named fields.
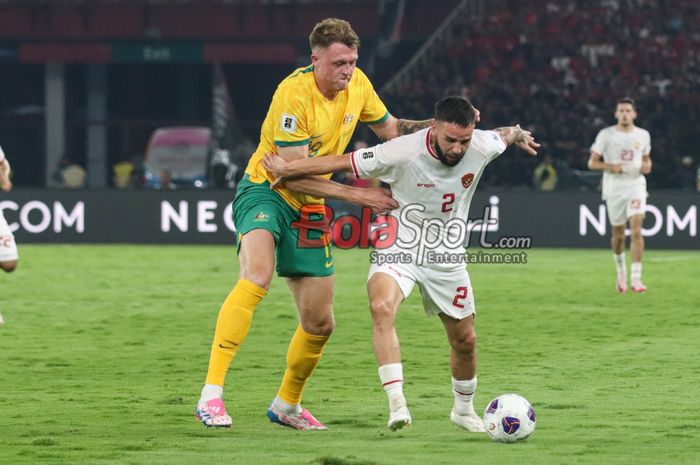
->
xmin=590 ymin=125 xmax=651 ymax=199
xmin=0 ymin=144 xmax=5 ymax=162
xmin=351 ymin=128 xmax=506 ymax=254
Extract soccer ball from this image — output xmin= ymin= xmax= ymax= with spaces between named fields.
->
xmin=483 ymin=393 xmax=536 ymax=443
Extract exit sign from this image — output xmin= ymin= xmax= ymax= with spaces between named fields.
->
xmin=112 ymin=43 xmax=202 ymax=63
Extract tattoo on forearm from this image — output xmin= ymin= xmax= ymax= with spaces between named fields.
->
xmin=494 ymin=127 xmax=512 ymax=144
xmin=494 ymin=126 xmax=524 ymax=145
xmin=396 ymin=119 xmax=434 ymax=136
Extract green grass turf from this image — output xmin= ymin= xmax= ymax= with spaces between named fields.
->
xmin=1 ymin=245 xmax=699 ymax=465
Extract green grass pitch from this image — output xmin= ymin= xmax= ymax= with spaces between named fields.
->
xmin=1 ymin=245 xmax=699 ymax=465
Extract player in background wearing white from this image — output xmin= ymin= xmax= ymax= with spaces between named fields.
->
xmin=0 ymin=145 xmax=18 ymax=274
xmin=588 ymin=98 xmax=652 ymax=293
xmin=264 ymin=97 xmax=539 ymax=432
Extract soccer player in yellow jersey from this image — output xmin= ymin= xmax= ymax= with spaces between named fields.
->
xmin=195 ymin=18 xmax=433 ymax=429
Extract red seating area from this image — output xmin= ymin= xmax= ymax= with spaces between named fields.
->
xmin=383 ymin=0 xmax=700 ymax=189
xmin=0 ymin=2 xmax=383 ymax=40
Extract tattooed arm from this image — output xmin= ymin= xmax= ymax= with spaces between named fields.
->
xmin=395 ymin=118 xmax=434 ymax=137
xmin=369 ymin=115 xmax=434 ymax=141
xmin=369 ymin=107 xmax=481 ymax=141
xmin=494 ymin=125 xmax=540 ymax=155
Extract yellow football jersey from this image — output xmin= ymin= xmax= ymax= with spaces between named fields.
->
xmin=245 ymin=65 xmax=389 ymax=210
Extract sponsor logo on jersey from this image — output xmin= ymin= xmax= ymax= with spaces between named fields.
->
xmin=362 ymin=151 xmax=374 ymax=160
xmin=620 ymin=149 xmax=634 ymax=161
xmin=343 ymin=114 xmax=354 ymax=125
xmin=461 ymin=173 xmax=475 ymax=189
xmin=416 ymin=183 xmax=436 ymax=188
xmin=280 ymin=113 xmax=297 ymax=133
xmin=254 ymin=212 xmax=269 ymax=221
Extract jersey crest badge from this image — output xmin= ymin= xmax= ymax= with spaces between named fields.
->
xmin=461 ymin=173 xmax=475 ymax=189
xmin=280 ymin=114 xmax=297 ymax=133
xmin=343 ymin=114 xmax=354 ymax=125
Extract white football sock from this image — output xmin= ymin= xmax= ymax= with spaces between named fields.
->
xmin=200 ymin=383 xmax=223 ymax=402
xmin=452 ymin=376 xmax=477 ymax=415
xmin=272 ymin=396 xmax=302 ymax=415
xmin=378 ymin=363 xmax=405 ymax=408
xmin=631 ymin=262 xmax=643 ymax=282
xmin=613 ymin=253 xmax=626 ymax=275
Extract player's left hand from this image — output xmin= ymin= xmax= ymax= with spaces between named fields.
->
xmin=515 ymin=125 xmax=540 ymax=156
xmin=0 ymin=178 xmax=11 ymax=192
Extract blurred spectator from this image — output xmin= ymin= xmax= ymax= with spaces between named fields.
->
xmin=53 ymin=157 xmax=86 ymax=188
xmin=159 ymin=170 xmax=176 ymax=190
xmin=532 ymin=154 xmax=558 ymax=191
xmin=675 ymin=155 xmax=696 ymax=191
xmin=210 ymin=149 xmax=239 ymax=189
xmin=113 ymin=161 xmax=134 ymax=189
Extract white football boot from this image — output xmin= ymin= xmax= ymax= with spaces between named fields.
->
xmin=450 ymin=404 xmax=486 ymax=432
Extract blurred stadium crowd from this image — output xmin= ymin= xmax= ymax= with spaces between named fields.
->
xmin=0 ymin=0 xmax=698 ymax=191
xmin=380 ymin=0 xmax=699 ymax=191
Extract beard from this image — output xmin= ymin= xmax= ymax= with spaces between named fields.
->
xmin=434 ymin=142 xmax=464 ymax=167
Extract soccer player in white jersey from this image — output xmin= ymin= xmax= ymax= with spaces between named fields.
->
xmin=588 ymin=98 xmax=652 ymax=293
xmin=264 ymin=96 xmax=539 ymax=432
xmin=0 ymin=144 xmax=18 ymax=274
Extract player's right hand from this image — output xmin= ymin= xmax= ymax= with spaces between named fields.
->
xmin=263 ymin=152 xmax=288 ymax=178
xmin=360 ymin=187 xmax=398 ymax=214
xmin=0 ymin=178 xmax=11 ymax=192
xmin=263 ymin=152 xmax=289 ymax=189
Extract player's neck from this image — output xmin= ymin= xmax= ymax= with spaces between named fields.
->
xmin=616 ymin=123 xmax=635 ymax=133
xmin=313 ymin=73 xmax=339 ymax=101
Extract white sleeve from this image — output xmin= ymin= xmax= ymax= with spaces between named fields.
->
xmin=483 ymin=130 xmax=508 ymax=162
xmin=590 ymin=129 xmax=607 ymax=155
xmin=350 ymin=136 xmax=413 ymax=183
xmin=0 ymin=145 xmax=5 ymax=162
xmin=643 ymin=131 xmax=652 ymax=156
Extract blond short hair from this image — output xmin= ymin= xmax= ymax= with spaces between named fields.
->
xmin=309 ymin=18 xmax=360 ymax=51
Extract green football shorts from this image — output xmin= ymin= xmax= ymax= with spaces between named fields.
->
xmin=233 ymin=175 xmax=334 ymax=277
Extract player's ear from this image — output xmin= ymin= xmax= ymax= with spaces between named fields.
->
xmin=310 ymin=48 xmax=320 ymax=65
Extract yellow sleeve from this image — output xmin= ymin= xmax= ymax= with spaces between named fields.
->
xmin=270 ymin=85 xmax=311 ymax=148
xmin=358 ymin=71 xmax=389 ymax=126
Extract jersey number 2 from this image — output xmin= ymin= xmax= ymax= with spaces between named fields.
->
xmin=442 ymin=193 xmax=456 ymax=212
xmin=452 ymin=286 xmax=469 ymax=309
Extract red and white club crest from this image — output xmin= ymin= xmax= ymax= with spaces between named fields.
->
xmin=461 ymin=173 xmax=475 ymax=189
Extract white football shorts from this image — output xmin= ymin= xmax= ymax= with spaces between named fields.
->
xmin=605 ymin=189 xmax=647 ymax=226
xmin=0 ymin=209 xmax=18 ymax=261
xmin=368 ymin=250 xmax=475 ymax=320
